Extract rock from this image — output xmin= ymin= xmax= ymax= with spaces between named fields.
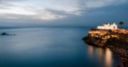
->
xmin=0 ymin=32 xmax=15 ymax=36
xmin=1 ymin=32 xmax=9 ymax=35
xmin=83 ymin=29 xmax=128 ymax=67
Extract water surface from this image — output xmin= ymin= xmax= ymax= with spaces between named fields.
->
xmin=0 ymin=27 xmax=120 ymax=67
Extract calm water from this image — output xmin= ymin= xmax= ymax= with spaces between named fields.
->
xmin=0 ymin=27 xmax=120 ymax=67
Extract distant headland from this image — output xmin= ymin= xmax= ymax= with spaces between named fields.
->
xmin=83 ymin=22 xmax=128 ymax=67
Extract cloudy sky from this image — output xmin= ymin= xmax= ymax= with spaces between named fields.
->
xmin=0 ymin=0 xmax=128 ymax=27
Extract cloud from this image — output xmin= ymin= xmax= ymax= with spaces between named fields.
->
xmin=80 ymin=0 xmax=127 ymax=8
xmin=0 ymin=0 xmax=80 ymax=21
xmin=0 ymin=6 xmax=76 ymax=21
xmin=0 ymin=0 xmax=23 ymax=3
xmin=0 ymin=0 xmax=127 ymax=24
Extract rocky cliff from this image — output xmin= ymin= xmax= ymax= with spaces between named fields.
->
xmin=83 ymin=29 xmax=128 ymax=67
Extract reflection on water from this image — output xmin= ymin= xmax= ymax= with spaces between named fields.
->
xmin=88 ymin=46 xmax=94 ymax=57
xmin=88 ymin=46 xmax=113 ymax=67
xmin=105 ymin=48 xmax=112 ymax=67
xmin=98 ymin=48 xmax=104 ymax=62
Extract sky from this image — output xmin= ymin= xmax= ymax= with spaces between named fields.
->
xmin=0 ymin=0 xmax=128 ymax=27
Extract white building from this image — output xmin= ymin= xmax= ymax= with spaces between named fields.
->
xmin=97 ymin=23 xmax=118 ymax=30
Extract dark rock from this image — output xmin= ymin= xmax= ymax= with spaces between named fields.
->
xmin=1 ymin=32 xmax=9 ymax=35
xmin=0 ymin=32 xmax=15 ymax=36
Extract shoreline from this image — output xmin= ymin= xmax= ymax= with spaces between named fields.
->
xmin=83 ymin=29 xmax=128 ymax=67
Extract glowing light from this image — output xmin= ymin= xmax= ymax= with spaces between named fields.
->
xmin=88 ymin=46 xmax=94 ymax=57
xmin=105 ymin=48 xmax=113 ymax=67
xmin=97 ymin=23 xmax=118 ymax=30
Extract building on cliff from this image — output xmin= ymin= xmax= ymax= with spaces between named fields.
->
xmin=97 ymin=23 xmax=118 ymax=30
xmin=83 ymin=23 xmax=128 ymax=67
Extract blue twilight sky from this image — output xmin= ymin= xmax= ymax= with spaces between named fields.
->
xmin=0 ymin=0 xmax=128 ymax=27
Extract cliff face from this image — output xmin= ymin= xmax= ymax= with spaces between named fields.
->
xmin=83 ymin=29 xmax=128 ymax=47
xmin=109 ymin=46 xmax=128 ymax=67
xmin=83 ymin=29 xmax=128 ymax=67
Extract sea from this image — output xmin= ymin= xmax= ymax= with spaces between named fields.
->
xmin=0 ymin=27 xmax=121 ymax=67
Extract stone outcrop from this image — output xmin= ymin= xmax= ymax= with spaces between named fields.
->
xmin=83 ymin=29 xmax=128 ymax=67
